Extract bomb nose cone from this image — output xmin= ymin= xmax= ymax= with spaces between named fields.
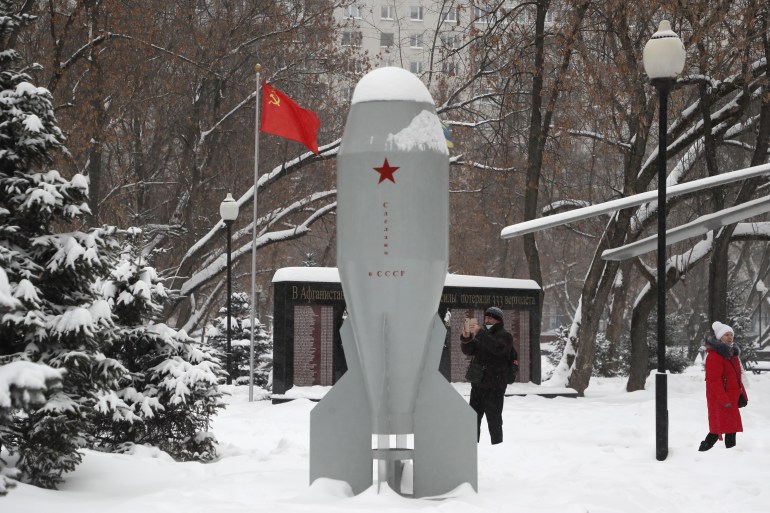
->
xmin=352 ymin=67 xmax=435 ymax=105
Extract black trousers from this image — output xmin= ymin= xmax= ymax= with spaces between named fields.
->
xmin=469 ymin=385 xmax=506 ymax=444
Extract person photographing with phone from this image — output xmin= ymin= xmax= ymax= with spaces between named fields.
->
xmin=460 ymin=306 xmax=514 ymax=445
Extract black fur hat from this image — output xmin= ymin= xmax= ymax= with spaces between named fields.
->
xmin=484 ymin=306 xmax=504 ymax=322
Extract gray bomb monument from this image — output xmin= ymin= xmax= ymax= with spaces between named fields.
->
xmin=309 ymin=67 xmax=477 ymax=497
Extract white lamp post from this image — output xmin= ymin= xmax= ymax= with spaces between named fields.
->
xmin=220 ymin=193 xmax=239 ymax=385
xmin=642 ymin=19 xmax=686 ymax=462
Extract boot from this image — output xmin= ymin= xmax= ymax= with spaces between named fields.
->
xmin=699 ymin=433 xmax=718 ymax=451
xmin=725 ymin=433 xmax=736 ymax=448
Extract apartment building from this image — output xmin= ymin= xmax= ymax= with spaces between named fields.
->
xmin=336 ymin=2 xmax=553 ymax=78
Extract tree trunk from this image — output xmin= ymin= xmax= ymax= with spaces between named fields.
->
xmin=87 ymin=133 xmax=104 ymax=224
xmin=603 ymin=261 xmax=631 ymax=377
xmin=84 ymin=4 xmax=107 ymax=225
xmin=698 ymin=80 xmax=730 ymax=324
xmin=708 ymin=231 xmax=731 ymax=323
xmin=521 ymin=0 xmax=548 ymax=286
xmin=627 ymin=287 xmax=656 ymax=392
xmin=707 ymin=14 xmax=770 ymax=324
xmin=564 ymin=208 xmax=633 ymax=394
xmin=132 ymin=115 xmax=146 ymax=226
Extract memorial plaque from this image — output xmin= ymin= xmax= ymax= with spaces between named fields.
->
xmin=292 ymin=305 xmax=319 ymax=386
xmin=319 ymin=306 xmax=334 ymax=385
xmin=272 ymin=268 xmax=542 ymax=399
xmin=292 ymin=305 xmax=337 ymax=386
xmin=515 ymin=310 xmax=531 ymax=383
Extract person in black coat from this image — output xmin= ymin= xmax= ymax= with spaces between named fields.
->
xmin=460 ymin=306 xmax=514 ymax=444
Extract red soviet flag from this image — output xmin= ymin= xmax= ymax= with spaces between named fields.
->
xmin=260 ymin=82 xmax=320 ymax=155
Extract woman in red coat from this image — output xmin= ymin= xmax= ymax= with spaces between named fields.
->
xmin=699 ymin=321 xmax=747 ymax=451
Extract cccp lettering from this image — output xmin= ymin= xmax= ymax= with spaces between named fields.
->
xmin=368 ymin=270 xmax=406 ymax=277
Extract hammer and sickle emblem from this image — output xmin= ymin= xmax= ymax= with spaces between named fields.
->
xmin=268 ymin=92 xmax=281 ymax=107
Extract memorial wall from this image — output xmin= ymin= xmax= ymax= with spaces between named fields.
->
xmin=292 ymin=305 xmax=336 ymax=386
xmin=272 ymin=268 xmax=542 ymax=400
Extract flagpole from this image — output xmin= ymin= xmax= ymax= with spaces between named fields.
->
xmin=249 ymin=64 xmax=261 ymax=402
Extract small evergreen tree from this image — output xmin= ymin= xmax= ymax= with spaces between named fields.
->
xmin=0 ymin=3 xmax=124 ymax=488
xmin=726 ymin=288 xmax=751 ymax=342
xmin=206 ymin=291 xmax=272 ymax=388
xmin=93 ymin=233 xmax=225 ymax=461
xmin=0 ymin=358 xmax=63 ymax=495
xmin=647 ymin=311 xmax=700 ymax=374
xmin=302 ymin=251 xmax=318 ymax=267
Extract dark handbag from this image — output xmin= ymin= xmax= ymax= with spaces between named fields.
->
xmin=728 ymin=359 xmax=747 ymax=408
xmin=465 ymin=360 xmax=484 ymax=383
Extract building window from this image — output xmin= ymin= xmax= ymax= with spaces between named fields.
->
xmin=442 ymin=7 xmax=458 ymax=23
xmin=342 ymin=31 xmax=362 ymax=47
xmin=380 ymin=32 xmax=394 ymax=47
xmin=348 ymin=59 xmax=366 ymax=74
xmin=410 ymin=61 xmax=423 ymax=74
xmin=409 ymin=33 xmax=423 ymax=48
xmin=441 ymin=34 xmax=459 ymax=49
xmin=346 ymin=5 xmax=361 ymax=19
xmin=442 ymin=60 xmax=457 ymax=76
xmin=473 ymin=7 xmax=489 ymax=24
xmin=381 ymin=5 xmax=395 ymax=20
xmin=410 ymin=6 xmax=423 ymax=21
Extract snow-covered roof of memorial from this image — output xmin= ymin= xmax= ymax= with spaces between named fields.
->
xmin=272 ymin=267 xmax=540 ymax=290
xmin=351 ymin=66 xmax=434 ymax=105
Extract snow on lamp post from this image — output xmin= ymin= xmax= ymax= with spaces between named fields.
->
xmin=643 ymin=19 xmax=686 ymax=462
xmin=758 ymin=282 xmax=767 ymax=347
xmin=220 ymin=193 xmax=239 ymax=385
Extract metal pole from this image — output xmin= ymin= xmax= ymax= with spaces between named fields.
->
xmin=654 ymin=79 xmax=672 ymax=462
xmin=249 ymin=65 xmax=262 ymax=401
xmin=226 ymin=221 xmax=233 ymax=385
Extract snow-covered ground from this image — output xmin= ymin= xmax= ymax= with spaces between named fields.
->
xmin=5 ymin=367 xmax=769 ymax=513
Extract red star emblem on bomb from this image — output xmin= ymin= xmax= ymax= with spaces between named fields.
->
xmin=373 ymin=158 xmax=399 ymax=184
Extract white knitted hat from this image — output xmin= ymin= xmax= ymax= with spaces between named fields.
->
xmin=712 ymin=321 xmax=734 ymax=340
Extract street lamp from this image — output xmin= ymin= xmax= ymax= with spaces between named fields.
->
xmin=643 ymin=20 xmax=686 ymax=462
xmin=757 ymin=282 xmax=767 ymax=347
xmin=220 ymin=193 xmax=239 ymax=385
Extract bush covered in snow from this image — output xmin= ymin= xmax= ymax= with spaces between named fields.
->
xmin=205 ymin=291 xmax=272 ymax=388
xmin=546 ymin=320 xmax=693 ymax=381
xmin=91 ymin=234 xmax=226 ymax=461
xmin=0 ymin=360 xmax=63 ymax=495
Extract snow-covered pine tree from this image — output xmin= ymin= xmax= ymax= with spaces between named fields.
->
xmin=252 ymin=315 xmax=273 ymax=389
xmin=0 ymin=357 xmax=63 ymax=495
xmin=206 ymin=291 xmax=272 ymax=388
xmin=0 ymin=3 xmax=125 ymax=488
xmin=301 ymin=251 xmax=318 ymax=267
xmin=95 ymin=232 xmax=225 ymax=461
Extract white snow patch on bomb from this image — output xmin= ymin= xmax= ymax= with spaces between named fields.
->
xmin=386 ymin=110 xmax=449 ymax=155
xmin=351 ymin=67 xmax=434 ymax=105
